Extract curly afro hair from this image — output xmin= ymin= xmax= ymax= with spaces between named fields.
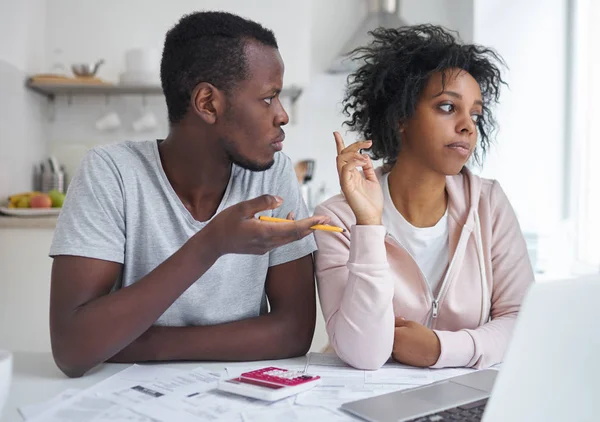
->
xmin=342 ymin=24 xmax=506 ymax=168
xmin=161 ymin=11 xmax=278 ymax=124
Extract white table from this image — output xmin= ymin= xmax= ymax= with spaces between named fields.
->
xmin=2 ymin=352 xmax=309 ymax=422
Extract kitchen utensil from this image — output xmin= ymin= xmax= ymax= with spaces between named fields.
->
xmin=132 ymin=110 xmax=158 ymax=132
xmin=294 ymin=159 xmax=315 ymax=185
xmin=71 ymin=59 xmax=105 ymax=78
xmin=95 ymin=111 xmax=121 ymax=131
xmin=294 ymin=159 xmax=316 ymax=210
xmin=39 ymin=157 xmax=66 ymax=193
xmin=48 ymin=156 xmax=60 ymax=174
xmin=303 ymin=160 xmax=315 ymax=183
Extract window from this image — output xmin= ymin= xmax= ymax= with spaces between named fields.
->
xmin=570 ymin=0 xmax=600 ymax=271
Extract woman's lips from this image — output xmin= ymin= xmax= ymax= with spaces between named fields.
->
xmin=446 ymin=141 xmax=471 ymax=158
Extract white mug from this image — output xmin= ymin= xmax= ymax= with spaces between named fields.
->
xmin=0 ymin=350 xmax=13 ymax=418
xmin=95 ymin=111 xmax=121 ymax=131
xmin=132 ymin=110 xmax=158 ymax=132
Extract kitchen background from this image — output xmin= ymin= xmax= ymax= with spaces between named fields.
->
xmin=1 ymin=0 xmax=598 ymax=354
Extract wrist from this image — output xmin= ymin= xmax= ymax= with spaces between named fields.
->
xmin=429 ymin=330 xmax=442 ymax=366
xmin=188 ymin=226 xmax=223 ymax=264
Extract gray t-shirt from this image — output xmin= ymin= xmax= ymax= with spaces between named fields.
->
xmin=50 ymin=140 xmax=316 ymax=326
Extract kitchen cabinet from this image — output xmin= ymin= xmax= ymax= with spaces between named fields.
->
xmin=0 ymin=224 xmax=55 ymax=353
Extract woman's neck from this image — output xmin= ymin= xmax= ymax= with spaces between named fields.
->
xmin=387 ymin=155 xmax=448 ymax=228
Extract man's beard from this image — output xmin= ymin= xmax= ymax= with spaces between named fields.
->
xmin=218 ymin=103 xmax=275 ymax=172
xmin=220 ymin=137 xmax=275 ymax=172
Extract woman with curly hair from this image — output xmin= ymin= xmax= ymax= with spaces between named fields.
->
xmin=314 ymin=25 xmax=534 ymax=370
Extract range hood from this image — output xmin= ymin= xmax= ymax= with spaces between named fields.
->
xmin=327 ymin=0 xmax=407 ymax=74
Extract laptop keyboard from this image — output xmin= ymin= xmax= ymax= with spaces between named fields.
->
xmin=406 ymin=398 xmax=488 ymax=422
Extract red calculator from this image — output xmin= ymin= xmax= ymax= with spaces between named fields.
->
xmin=217 ymin=367 xmax=321 ymax=401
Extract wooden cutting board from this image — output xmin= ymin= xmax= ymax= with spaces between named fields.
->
xmin=28 ymin=74 xmax=112 ymax=85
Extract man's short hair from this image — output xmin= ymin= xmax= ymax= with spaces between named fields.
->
xmin=161 ymin=11 xmax=278 ymax=124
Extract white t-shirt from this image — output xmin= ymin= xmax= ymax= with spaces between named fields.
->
xmin=382 ymin=173 xmax=449 ymax=295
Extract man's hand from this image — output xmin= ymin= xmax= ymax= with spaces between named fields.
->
xmin=204 ymin=194 xmax=330 ymax=256
xmin=392 ymin=317 xmax=441 ymax=367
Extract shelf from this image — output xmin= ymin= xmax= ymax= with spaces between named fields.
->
xmin=25 ymin=79 xmax=303 ymax=104
xmin=26 ymin=80 xmax=163 ymax=100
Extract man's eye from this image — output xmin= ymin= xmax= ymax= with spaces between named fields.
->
xmin=263 ymin=97 xmax=274 ymax=105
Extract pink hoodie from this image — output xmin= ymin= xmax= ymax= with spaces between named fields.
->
xmin=313 ymin=167 xmax=534 ymax=370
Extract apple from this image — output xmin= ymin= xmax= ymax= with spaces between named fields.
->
xmin=48 ymin=190 xmax=65 ymax=208
xmin=30 ymin=194 xmax=52 ymax=208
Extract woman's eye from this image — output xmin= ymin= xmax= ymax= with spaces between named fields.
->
xmin=471 ymin=114 xmax=482 ymax=123
xmin=439 ymin=103 xmax=454 ymax=113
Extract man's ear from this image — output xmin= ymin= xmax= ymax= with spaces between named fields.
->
xmin=190 ymin=82 xmax=225 ymax=124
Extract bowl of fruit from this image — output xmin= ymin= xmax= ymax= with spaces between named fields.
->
xmin=0 ymin=190 xmax=65 ymax=216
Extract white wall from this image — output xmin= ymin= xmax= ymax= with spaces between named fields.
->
xmin=0 ymin=0 xmax=47 ymax=72
xmin=401 ymin=0 xmax=473 ymax=42
xmin=473 ymin=0 xmax=569 ymax=272
xmin=44 ymin=0 xmax=311 ymax=87
xmin=0 ymin=0 xmax=48 ymax=200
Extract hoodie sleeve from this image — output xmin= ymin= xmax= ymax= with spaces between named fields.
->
xmin=314 ymin=200 xmax=395 ymax=370
xmin=432 ymin=181 xmax=534 ymax=369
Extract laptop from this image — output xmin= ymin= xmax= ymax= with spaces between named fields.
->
xmin=342 ymin=275 xmax=600 ymax=422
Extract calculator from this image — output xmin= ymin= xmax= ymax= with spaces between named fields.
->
xmin=217 ymin=367 xmax=321 ymax=401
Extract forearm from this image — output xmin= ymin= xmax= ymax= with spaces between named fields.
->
xmin=326 ymin=226 xmax=395 ymax=370
xmin=109 ymin=311 xmax=312 ymax=363
xmin=52 ymin=230 xmax=219 ymax=377
xmin=330 ymin=297 xmax=395 ymax=370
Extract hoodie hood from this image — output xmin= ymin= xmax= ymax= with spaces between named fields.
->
xmin=375 ymin=166 xmax=482 ymax=229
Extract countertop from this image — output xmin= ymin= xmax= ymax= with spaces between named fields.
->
xmin=0 ymin=215 xmax=58 ymax=229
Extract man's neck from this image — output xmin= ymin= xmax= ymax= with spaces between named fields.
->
xmin=387 ymin=154 xmax=448 ymax=228
xmin=159 ymin=125 xmax=232 ymax=222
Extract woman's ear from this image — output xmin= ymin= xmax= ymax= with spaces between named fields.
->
xmin=398 ymin=121 xmax=406 ymax=133
xmin=190 ymin=83 xmax=225 ymax=125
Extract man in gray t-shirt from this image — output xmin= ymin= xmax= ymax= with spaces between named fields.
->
xmin=48 ymin=12 xmax=330 ymax=377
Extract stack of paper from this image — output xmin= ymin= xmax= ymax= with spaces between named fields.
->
xmin=19 ymin=353 xmax=478 ymax=422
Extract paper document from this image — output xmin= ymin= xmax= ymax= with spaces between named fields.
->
xmin=18 ymin=389 xmax=81 ymax=420
xmin=430 ymin=367 xmax=476 ymax=382
xmin=296 ymin=384 xmax=410 ymax=409
xmin=131 ymin=389 xmax=269 ymax=422
xmin=29 ymin=365 xmax=218 ymax=422
xmin=364 ymin=366 xmax=434 ymax=385
xmin=242 ymin=402 xmax=356 ymax=422
xmin=105 ymin=366 xmax=221 ymax=407
xmin=306 ymin=352 xmax=349 ymax=368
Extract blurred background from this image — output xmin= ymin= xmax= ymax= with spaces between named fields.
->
xmin=1 ymin=0 xmax=598 ymax=354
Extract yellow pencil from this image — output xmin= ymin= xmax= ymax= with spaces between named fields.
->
xmin=258 ymin=215 xmax=345 ymax=233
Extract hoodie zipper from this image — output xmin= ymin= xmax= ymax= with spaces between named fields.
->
xmin=432 ymin=299 xmax=439 ymax=318
xmin=386 ymin=233 xmax=439 ymax=327
xmin=387 ymin=228 xmax=471 ymax=328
